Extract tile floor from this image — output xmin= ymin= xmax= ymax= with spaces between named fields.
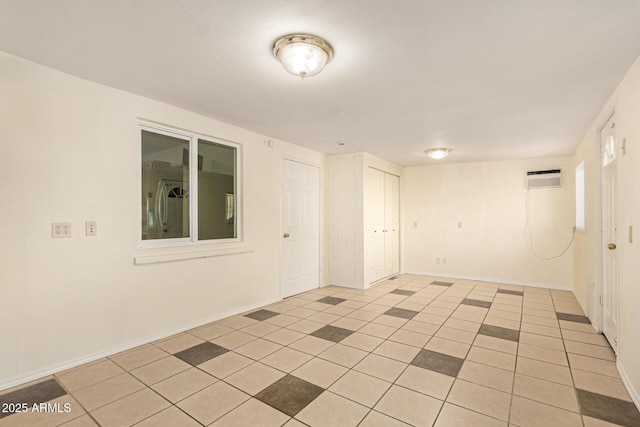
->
xmin=2 ymin=274 xmax=640 ymax=426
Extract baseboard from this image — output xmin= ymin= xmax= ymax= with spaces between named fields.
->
xmin=403 ymin=270 xmax=572 ymax=291
xmin=0 ymin=296 xmax=281 ymax=392
xmin=617 ymin=359 xmax=640 ymax=411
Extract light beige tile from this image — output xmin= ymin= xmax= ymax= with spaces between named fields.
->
xmin=262 ymin=328 xmax=305 ymax=346
xmin=329 ymin=370 xmax=391 ymax=407
xmin=582 ymin=415 xmax=627 ymax=427
xmin=564 ymin=340 xmax=616 ymax=361
xmin=444 ymin=317 xmax=482 ymax=332
xmin=483 ymin=316 xmax=521 ymax=331
xmin=567 ymin=354 xmax=620 ymax=378
xmin=72 ymin=373 xmax=145 ymax=411
xmin=358 ymin=322 xmax=398 ymax=339
xmin=516 ymin=356 xmax=573 ymax=386
xmin=519 ymin=332 xmax=564 ymax=351
xmin=296 ymin=391 xmax=369 ymax=427
xmin=559 ymin=320 xmax=597 ymax=333
xmin=307 ymin=312 xmax=341 ymax=325
xmin=198 ymin=351 xmax=253 ymax=379
xmin=374 ymin=385 xmax=443 ymax=427
xmin=234 ymin=338 xmax=282 ymax=360
xmin=261 ymin=347 xmax=313 ymax=372
xmin=264 ymin=313 xmax=299 ymax=327
xmin=211 ymin=331 xmax=257 ymax=349
xmin=361 ymin=303 xmax=392 ymax=314
xmin=330 ymin=317 xmax=368 ymax=331
xmin=395 ymin=365 xmax=455 ymax=400
xmin=562 ymin=330 xmax=610 ymax=347
xmin=520 ymin=322 xmax=562 ymax=338
xmin=353 ymin=354 xmax=408 ymax=382
xmin=240 ymin=321 xmax=281 ymax=338
xmin=571 ymin=369 xmax=632 ymax=401
xmin=425 ymin=337 xmax=471 ymax=359
xmin=59 ymin=415 xmax=99 ymax=427
xmin=513 ymin=373 xmax=579 ymax=412
xmin=510 ymin=396 xmax=583 ymax=427
xmin=135 ymin=406 xmax=201 ymax=427
xmin=292 ymin=358 xmax=348 ymax=388
xmin=340 ymin=332 xmax=385 ymax=352
xmin=451 ymin=309 xmax=486 ymax=323
xmin=422 ymin=306 xmax=454 ymax=317
xmin=523 ymin=308 xmax=557 ymax=319
xmin=219 ymin=315 xmax=259 ymax=329
xmin=446 ymin=379 xmax=511 ymax=421
xmin=225 ymin=362 xmax=285 ymax=395
xmin=211 ymin=398 xmax=290 ymax=426
xmin=388 ymin=329 xmax=431 ymax=348
xmin=151 ymin=367 xmax=216 ymax=403
xmin=56 ymin=359 xmax=126 ymax=392
xmin=130 ymin=356 xmax=191 ymax=385
xmin=401 ymin=320 xmax=440 ymax=335
xmin=358 ymin=410 xmax=411 ymax=426
xmin=435 ymin=327 xmax=476 ymax=345
xmin=91 ymin=388 xmax=170 ymax=427
xmin=434 ymin=402 xmax=508 ymax=427
xmin=287 ymin=319 xmax=325 ymax=333
xmin=154 ymin=333 xmax=205 ymax=354
xmin=318 ymin=343 xmax=368 ymax=368
xmin=288 ymin=335 xmax=335 ymax=355
xmin=413 ymin=312 xmax=448 ymax=326
xmin=487 ymin=309 xmax=522 ymax=322
xmin=521 ymin=315 xmax=559 ymax=328
xmin=346 ymin=309 xmax=381 ymax=322
xmin=458 ymin=360 xmax=514 ymax=393
xmin=473 ymin=334 xmax=518 ymax=355
xmin=373 ymin=340 xmax=421 ymax=363
xmin=189 ymin=323 xmax=234 ymax=340
xmin=491 ymin=303 xmax=522 ymax=314
xmin=517 ymin=343 xmax=568 ymax=366
xmin=372 ymin=314 xmax=408 ymax=328
xmin=466 ymin=346 xmax=516 ymax=371
xmin=177 ymin=382 xmax=250 ymax=425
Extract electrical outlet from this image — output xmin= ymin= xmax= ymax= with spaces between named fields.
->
xmin=85 ymin=221 xmax=97 ymax=236
xmin=443 ymin=258 xmax=447 ymax=264
xmin=435 ymin=257 xmax=440 ymax=264
xmin=52 ymin=222 xmax=72 ymax=238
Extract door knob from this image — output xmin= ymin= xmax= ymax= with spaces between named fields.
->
xmin=283 ymin=233 xmax=290 ymax=238
xmin=608 ymin=243 xmax=616 ymax=250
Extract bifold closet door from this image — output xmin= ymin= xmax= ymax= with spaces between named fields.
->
xmin=369 ymin=168 xmax=386 ymax=281
xmin=384 ymin=173 xmax=400 ymax=277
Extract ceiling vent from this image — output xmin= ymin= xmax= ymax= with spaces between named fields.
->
xmin=526 ymin=169 xmax=562 ymax=189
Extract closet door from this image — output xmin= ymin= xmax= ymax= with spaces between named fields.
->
xmin=368 ymin=167 xmax=386 ymax=280
xmin=384 ymin=173 xmax=400 ymax=276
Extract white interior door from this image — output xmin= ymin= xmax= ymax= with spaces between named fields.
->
xmin=368 ymin=167 xmax=386 ymax=280
xmin=601 ymin=114 xmax=619 ymax=353
xmin=282 ymin=159 xmax=320 ymax=298
xmin=385 ymin=173 xmax=400 ymax=275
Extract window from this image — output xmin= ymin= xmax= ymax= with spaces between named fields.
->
xmin=575 ymin=161 xmax=585 ymax=230
xmin=140 ymin=124 xmax=240 ymax=246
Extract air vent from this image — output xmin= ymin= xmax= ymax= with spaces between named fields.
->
xmin=526 ymin=169 xmax=562 ymax=189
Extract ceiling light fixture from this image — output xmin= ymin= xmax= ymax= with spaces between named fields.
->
xmin=425 ymin=148 xmax=452 ymax=159
xmin=273 ymin=34 xmax=334 ymax=78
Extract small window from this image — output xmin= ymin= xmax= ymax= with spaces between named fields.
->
xmin=575 ymin=161 xmax=585 ymax=230
xmin=140 ymin=124 xmax=240 ymax=246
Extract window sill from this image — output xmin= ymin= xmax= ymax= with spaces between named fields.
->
xmin=134 ymin=244 xmax=255 ymax=265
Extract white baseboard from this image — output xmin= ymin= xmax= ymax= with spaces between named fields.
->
xmin=0 ymin=296 xmax=281 ymax=392
xmin=617 ymin=359 xmax=640 ymax=411
xmin=403 ymin=270 xmax=572 ymax=291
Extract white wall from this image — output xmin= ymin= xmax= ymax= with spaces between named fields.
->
xmin=404 ymin=157 xmax=574 ymax=288
xmin=573 ymin=53 xmax=640 ymax=406
xmin=0 ymin=51 xmax=326 ymax=388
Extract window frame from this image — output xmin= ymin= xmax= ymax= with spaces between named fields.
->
xmin=138 ymin=122 xmax=242 ymax=249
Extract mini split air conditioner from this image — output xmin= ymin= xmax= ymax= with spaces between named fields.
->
xmin=525 ymin=169 xmax=562 ymax=189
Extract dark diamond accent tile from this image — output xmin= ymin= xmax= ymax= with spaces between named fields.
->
xmin=577 ymin=389 xmax=640 ymax=427
xmin=411 ymin=349 xmax=465 ymax=377
xmin=384 ymin=307 xmax=419 ymax=319
xmin=478 ymin=324 xmax=520 ymax=342
xmin=174 ymin=342 xmax=228 ymax=366
xmin=461 ymin=298 xmax=492 ymax=308
xmin=310 ymin=325 xmax=354 ymax=343
xmin=255 ymin=374 xmax=324 ymax=417
xmin=390 ymin=289 xmax=416 ymax=296
xmin=245 ymin=309 xmax=280 ymax=321
xmin=430 ymin=281 xmax=453 ymax=287
xmin=316 ymin=296 xmax=347 ymax=306
xmin=496 ymin=289 xmax=524 ymax=296
xmin=0 ymin=379 xmax=67 ymax=419
xmin=557 ymin=312 xmax=590 ymax=324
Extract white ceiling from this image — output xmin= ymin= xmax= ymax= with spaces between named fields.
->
xmin=2 ymin=0 xmax=640 ymax=166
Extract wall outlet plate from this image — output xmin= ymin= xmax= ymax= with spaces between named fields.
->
xmin=85 ymin=221 xmax=97 ymax=236
xmin=52 ymin=223 xmax=71 ymax=238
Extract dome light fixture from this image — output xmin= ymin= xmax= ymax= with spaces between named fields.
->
xmin=425 ymin=148 xmax=452 ymax=160
xmin=273 ymin=34 xmax=334 ymax=78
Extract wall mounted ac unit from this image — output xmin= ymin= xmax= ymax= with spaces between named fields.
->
xmin=526 ymin=169 xmax=562 ymax=189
